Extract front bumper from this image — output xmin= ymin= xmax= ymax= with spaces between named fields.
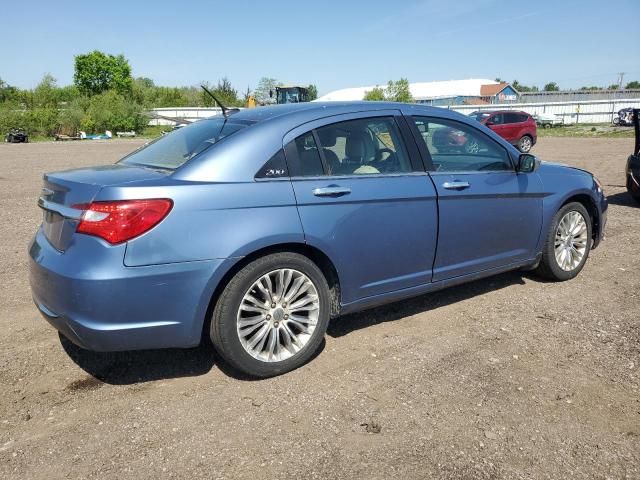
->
xmin=29 ymin=228 xmax=226 ymax=351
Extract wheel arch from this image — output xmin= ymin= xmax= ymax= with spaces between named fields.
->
xmin=200 ymin=242 xmax=342 ymax=342
xmin=560 ymin=193 xmax=600 ymax=245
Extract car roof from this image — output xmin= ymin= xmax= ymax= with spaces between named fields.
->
xmin=229 ymin=101 xmax=441 ymax=123
xmin=175 ymin=101 xmax=520 ymax=182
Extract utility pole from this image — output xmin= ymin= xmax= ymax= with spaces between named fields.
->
xmin=618 ymin=72 xmax=626 ymax=89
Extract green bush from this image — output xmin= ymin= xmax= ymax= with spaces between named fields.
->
xmin=83 ymin=91 xmax=146 ymax=133
xmin=0 ymin=103 xmax=59 ymax=137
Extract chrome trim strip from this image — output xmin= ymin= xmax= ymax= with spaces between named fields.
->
xmin=37 ymin=197 xmax=84 ymax=220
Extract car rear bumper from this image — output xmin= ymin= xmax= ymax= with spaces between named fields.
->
xmin=29 ymin=228 xmax=226 ymax=351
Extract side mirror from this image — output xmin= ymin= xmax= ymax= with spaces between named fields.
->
xmin=517 ymin=153 xmax=540 ymax=173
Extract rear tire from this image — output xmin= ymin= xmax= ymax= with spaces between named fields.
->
xmin=210 ymin=252 xmax=330 ymax=378
xmin=517 ymin=135 xmax=533 ymax=153
xmin=534 ymin=202 xmax=592 ymax=281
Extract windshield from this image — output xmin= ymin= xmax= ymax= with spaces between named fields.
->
xmin=468 ymin=112 xmax=491 ymax=122
xmin=120 ymin=117 xmax=252 ymax=170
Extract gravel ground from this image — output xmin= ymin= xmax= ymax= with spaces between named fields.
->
xmin=0 ymin=137 xmax=638 ymax=480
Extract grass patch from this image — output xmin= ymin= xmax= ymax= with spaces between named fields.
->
xmin=537 ymin=124 xmax=635 ymax=138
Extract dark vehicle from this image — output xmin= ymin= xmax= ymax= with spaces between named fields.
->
xmin=5 ymin=128 xmax=28 ymax=143
xmin=30 ymin=102 xmax=606 ymax=378
xmin=614 ymin=108 xmax=635 ymax=127
xmin=627 ymin=109 xmax=640 ymax=203
xmin=468 ymin=110 xmax=537 ymax=153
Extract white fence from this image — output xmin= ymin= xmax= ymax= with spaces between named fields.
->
xmin=450 ymin=98 xmax=640 ymax=124
xmin=149 ymin=107 xmax=224 ymax=125
xmin=149 ymin=98 xmax=640 ymax=126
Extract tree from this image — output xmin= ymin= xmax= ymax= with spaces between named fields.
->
xmin=34 ymin=74 xmax=59 ymax=107
xmin=363 ymin=86 xmax=385 ymax=101
xmin=625 ymin=81 xmax=640 ymax=89
xmin=607 ymin=84 xmax=620 ymax=90
xmin=213 ymin=77 xmax=240 ymax=106
xmin=306 ymin=84 xmax=318 ymax=101
xmin=73 ymin=50 xmax=133 ymax=96
xmin=511 ymin=80 xmax=538 ymax=92
xmin=386 ymin=78 xmax=413 ymax=103
xmin=83 ymin=90 xmax=146 ymax=132
xmin=579 ymin=86 xmax=601 ymax=91
xmin=254 ymin=77 xmax=279 ymax=104
xmin=543 ymin=82 xmax=560 ymax=92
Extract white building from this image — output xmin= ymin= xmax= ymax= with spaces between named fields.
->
xmin=317 ymin=79 xmax=519 ymax=106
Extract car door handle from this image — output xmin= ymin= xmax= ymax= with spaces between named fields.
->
xmin=442 ymin=181 xmax=470 ymax=190
xmin=312 ymin=186 xmax=352 ymax=197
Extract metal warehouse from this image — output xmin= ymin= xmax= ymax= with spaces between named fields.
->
xmin=317 ymin=79 xmax=519 ymax=105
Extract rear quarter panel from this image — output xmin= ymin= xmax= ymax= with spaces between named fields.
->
xmin=93 ymin=179 xmax=305 ymax=267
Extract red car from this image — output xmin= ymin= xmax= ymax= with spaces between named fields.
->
xmin=469 ymin=110 xmax=537 ymax=153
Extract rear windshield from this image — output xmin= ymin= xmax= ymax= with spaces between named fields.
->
xmin=468 ymin=112 xmax=491 ymax=122
xmin=119 ymin=117 xmax=253 ymax=170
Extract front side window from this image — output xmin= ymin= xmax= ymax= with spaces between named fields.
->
xmin=412 ymin=117 xmax=512 ymax=172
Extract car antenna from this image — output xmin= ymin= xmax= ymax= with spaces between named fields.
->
xmin=200 ymin=85 xmax=240 ymax=118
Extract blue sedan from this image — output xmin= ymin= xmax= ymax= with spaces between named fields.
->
xmin=29 ymin=102 xmax=607 ymax=377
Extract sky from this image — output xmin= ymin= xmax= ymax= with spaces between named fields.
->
xmin=1 ymin=0 xmax=639 ymax=95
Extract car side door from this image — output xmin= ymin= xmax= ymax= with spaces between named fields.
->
xmin=410 ymin=116 xmax=544 ymax=282
xmin=485 ymin=113 xmax=506 ymax=139
xmin=502 ymin=112 xmax=522 ymax=143
xmin=284 ymin=111 xmax=438 ymax=306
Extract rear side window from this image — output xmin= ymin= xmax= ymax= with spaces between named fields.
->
xmin=286 ymin=117 xmax=412 ymax=177
xmin=504 ymin=113 xmax=527 ymax=124
xmin=489 ymin=114 xmax=504 ymax=124
xmin=288 ymin=132 xmax=324 ymax=176
xmin=120 ymin=118 xmax=252 ymax=170
xmin=255 ymin=149 xmax=288 ymax=179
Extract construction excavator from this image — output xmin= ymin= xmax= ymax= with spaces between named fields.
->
xmin=245 ymin=85 xmax=310 ymax=108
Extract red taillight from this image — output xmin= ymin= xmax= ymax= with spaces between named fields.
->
xmin=76 ymin=199 xmax=173 ymax=245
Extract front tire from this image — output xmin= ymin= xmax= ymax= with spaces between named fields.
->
xmin=627 ymin=173 xmax=640 ymax=204
xmin=534 ymin=202 xmax=592 ymax=281
xmin=517 ymin=135 xmax=533 ymax=153
xmin=210 ymin=252 xmax=330 ymax=378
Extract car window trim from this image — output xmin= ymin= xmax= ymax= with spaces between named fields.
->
xmin=311 ymin=130 xmax=331 ymax=174
xmin=408 ymin=115 xmax=516 ymax=173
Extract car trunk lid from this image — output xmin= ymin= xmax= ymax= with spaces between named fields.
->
xmin=38 ymin=164 xmax=166 ymax=251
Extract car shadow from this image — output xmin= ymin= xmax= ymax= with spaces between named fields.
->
xmin=59 ymin=333 xmax=217 ymax=385
xmin=61 ymin=271 xmax=531 ymax=384
xmin=606 ymin=191 xmax=639 ymax=207
xmin=60 ymin=334 xmax=327 ymax=384
xmin=327 ymin=270 xmax=528 ymax=338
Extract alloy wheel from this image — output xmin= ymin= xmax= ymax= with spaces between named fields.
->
xmin=554 ymin=210 xmax=588 ymax=271
xmin=236 ymin=269 xmax=320 ymax=362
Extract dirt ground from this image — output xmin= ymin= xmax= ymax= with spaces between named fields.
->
xmin=0 ymin=137 xmax=638 ymax=480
